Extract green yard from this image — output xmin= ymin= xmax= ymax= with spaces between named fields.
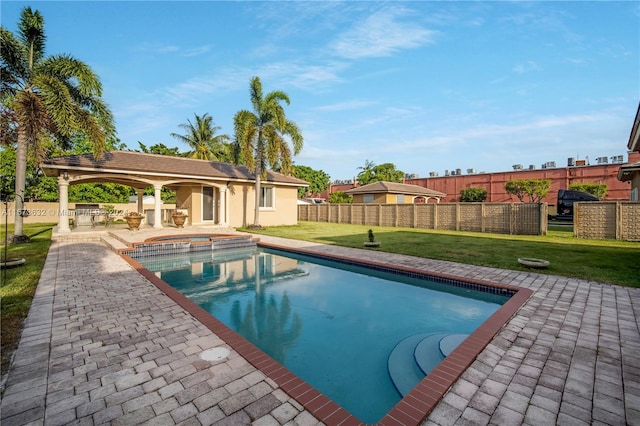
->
xmin=1 ymin=223 xmax=54 ymax=378
xmin=245 ymin=222 xmax=640 ymax=288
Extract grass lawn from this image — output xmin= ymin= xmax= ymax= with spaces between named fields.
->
xmin=1 ymin=223 xmax=54 ymax=378
xmin=245 ymin=222 xmax=640 ymax=288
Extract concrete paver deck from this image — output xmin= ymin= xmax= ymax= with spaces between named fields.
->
xmin=1 ymin=229 xmax=639 ymax=425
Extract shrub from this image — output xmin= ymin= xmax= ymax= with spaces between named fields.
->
xmin=569 ymin=183 xmax=607 ymax=199
xmin=459 ymin=187 xmax=488 ymax=202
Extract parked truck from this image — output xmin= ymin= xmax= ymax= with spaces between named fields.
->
xmin=551 ymin=189 xmax=601 ymax=221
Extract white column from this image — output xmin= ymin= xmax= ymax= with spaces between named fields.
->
xmin=217 ymin=187 xmax=223 ymax=225
xmin=136 ymin=190 xmax=144 ymax=214
xmin=57 ymin=176 xmax=71 ymax=233
xmin=224 ymin=187 xmax=230 ymax=226
xmin=153 ymin=184 xmax=163 ymax=229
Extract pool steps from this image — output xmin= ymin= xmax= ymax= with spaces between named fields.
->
xmin=388 ymin=332 xmax=469 ymax=397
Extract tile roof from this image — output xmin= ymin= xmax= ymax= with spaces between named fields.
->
xmin=617 ymin=160 xmax=640 ymax=181
xmin=345 ymin=181 xmax=446 ymax=197
xmin=40 ymin=151 xmax=308 ymax=186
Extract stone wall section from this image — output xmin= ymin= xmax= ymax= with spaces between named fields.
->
xmin=575 ymin=202 xmax=640 ymax=240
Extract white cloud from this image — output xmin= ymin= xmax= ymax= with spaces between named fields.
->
xmin=182 ymin=45 xmax=213 ymax=57
xmin=315 ymin=100 xmax=377 ymax=112
xmin=260 ymin=61 xmax=347 ymax=91
xmin=330 ymin=6 xmax=437 ymax=59
xmin=136 ymin=43 xmax=180 ymax=54
xmin=512 ymin=61 xmax=541 ymax=74
xmin=135 ymin=42 xmax=213 ymax=57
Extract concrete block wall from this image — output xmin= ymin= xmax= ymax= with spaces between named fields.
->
xmin=575 ymin=202 xmax=640 ymax=240
xmin=299 ymin=203 xmax=546 ymax=235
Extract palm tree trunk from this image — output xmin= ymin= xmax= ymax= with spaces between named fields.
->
xmin=12 ymin=130 xmax=28 ymax=240
xmin=253 ymin=163 xmax=261 ymax=227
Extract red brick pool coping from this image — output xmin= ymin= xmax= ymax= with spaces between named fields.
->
xmin=119 ymin=241 xmax=533 ymax=426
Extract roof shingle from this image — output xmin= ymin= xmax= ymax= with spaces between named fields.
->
xmin=40 ymin=151 xmax=308 ymax=186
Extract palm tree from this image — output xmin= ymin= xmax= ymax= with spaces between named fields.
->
xmin=1 ymin=7 xmax=114 ymax=242
xmin=233 ymin=76 xmax=303 ymax=228
xmin=170 ymin=113 xmax=231 ymax=161
xmin=357 ymin=159 xmax=375 ymax=185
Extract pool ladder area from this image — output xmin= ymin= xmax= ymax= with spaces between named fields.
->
xmin=387 ymin=332 xmax=469 ymax=397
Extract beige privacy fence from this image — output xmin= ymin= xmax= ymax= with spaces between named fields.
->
xmin=299 ymin=203 xmax=548 ymax=235
xmin=574 ymin=202 xmax=640 ymax=240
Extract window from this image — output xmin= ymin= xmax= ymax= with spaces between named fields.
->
xmin=363 ymin=194 xmax=374 ymax=204
xmin=260 ymin=186 xmax=275 ymax=209
xmin=396 ymin=194 xmax=405 ymax=204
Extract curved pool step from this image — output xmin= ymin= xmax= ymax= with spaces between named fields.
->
xmin=413 ymin=333 xmax=449 ymax=376
xmin=439 ymin=334 xmax=469 ymax=357
xmin=388 ymin=332 xmax=448 ymax=397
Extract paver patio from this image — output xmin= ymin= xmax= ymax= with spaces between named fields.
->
xmin=1 ymin=227 xmax=639 ymax=425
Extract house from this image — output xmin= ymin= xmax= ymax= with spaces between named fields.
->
xmin=345 ymin=181 xmax=446 ymax=204
xmin=40 ymin=151 xmax=308 ymax=232
xmin=617 ymin=103 xmax=640 ymax=200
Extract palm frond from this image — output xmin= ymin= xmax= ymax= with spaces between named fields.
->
xmin=33 ymin=73 xmax=76 ymax=137
xmin=13 ymin=90 xmax=49 ymax=150
xmin=0 ymin=105 xmax=18 ymax=146
xmin=87 ymin=96 xmax=116 ymax=138
xmin=284 ymin=120 xmax=303 ymax=155
xmin=73 ymin=107 xmax=105 ymax=159
xmin=170 ymin=132 xmax=192 ymax=145
xmin=233 ymin=109 xmax=258 ymax=167
xmin=17 ymin=7 xmax=46 ymax=67
xmin=278 ymin=139 xmax=293 ymax=175
xmin=0 ymin=65 xmax=22 ymax=98
xmin=38 ymin=54 xmax=103 ymax=96
xmin=0 ymin=28 xmax=28 ymax=88
xmin=264 ymin=90 xmax=290 ymax=106
xmin=171 ymin=113 xmax=230 ymax=161
xmin=264 ymin=126 xmax=280 ymax=166
xmin=249 ymin=76 xmax=263 ymax=114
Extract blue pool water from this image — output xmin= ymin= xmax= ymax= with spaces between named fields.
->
xmin=138 ymin=247 xmax=508 ymax=423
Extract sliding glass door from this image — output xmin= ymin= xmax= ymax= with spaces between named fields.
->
xmin=202 ymin=186 xmax=215 ymax=222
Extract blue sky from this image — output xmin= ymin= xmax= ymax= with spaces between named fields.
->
xmin=2 ymin=1 xmax=639 ymax=181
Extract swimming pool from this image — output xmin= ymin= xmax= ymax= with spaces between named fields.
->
xmin=132 ymin=244 xmax=515 ymax=423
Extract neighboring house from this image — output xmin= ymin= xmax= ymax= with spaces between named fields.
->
xmin=345 ymin=181 xmax=446 ymax=204
xmin=617 ymin=103 xmax=640 ymax=201
xmin=39 ymin=151 xmax=308 ymax=232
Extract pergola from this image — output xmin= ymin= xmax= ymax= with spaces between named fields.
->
xmin=39 ymin=151 xmax=249 ymax=233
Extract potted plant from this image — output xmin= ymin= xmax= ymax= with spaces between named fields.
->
xmin=124 ymin=212 xmax=144 ymax=230
xmin=172 ymin=210 xmax=188 ymax=228
xmin=364 ymin=229 xmax=381 ymax=247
